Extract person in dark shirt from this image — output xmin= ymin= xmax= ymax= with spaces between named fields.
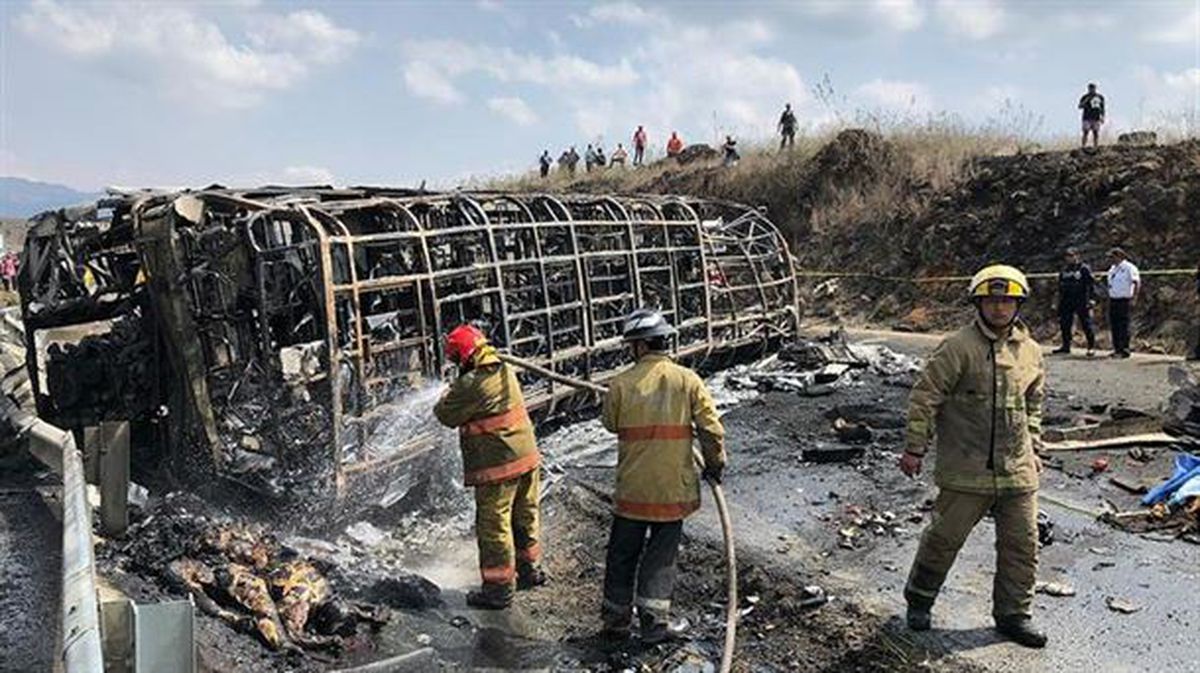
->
xmin=1190 ymin=260 xmax=1200 ymax=361
xmin=1079 ymin=83 xmax=1105 ymax=149
xmin=778 ymin=103 xmax=797 ymax=150
xmin=1053 ymin=248 xmax=1097 ymax=356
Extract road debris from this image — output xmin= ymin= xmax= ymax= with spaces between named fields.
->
xmin=1034 ymin=581 xmax=1076 ymax=597
xmin=1037 ymin=512 xmax=1055 ymax=547
xmin=1104 ymin=597 xmax=1143 ymax=614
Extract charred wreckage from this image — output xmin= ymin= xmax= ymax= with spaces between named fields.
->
xmin=20 ymin=187 xmax=798 ymax=509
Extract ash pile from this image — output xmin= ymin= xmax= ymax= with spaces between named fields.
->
xmin=721 ymin=329 xmax=920 ymax=397
xmin=98 ymin=492 xmax=442 ymax=662
xmin=717 ymin=330 xmax=922 ymax=464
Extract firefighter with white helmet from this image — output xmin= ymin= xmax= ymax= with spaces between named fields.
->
xmin=598 ymin=309 xmax=725 ymax=643
xmin=899 ymin=264 xmax=1048 ymax=648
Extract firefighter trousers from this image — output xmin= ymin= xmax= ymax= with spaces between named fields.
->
xmin=904 ymin=488 xmax=1038 ymax=619
xmin=474 ymin=468 xmax=541 ymax=595
xmin=601 ymin=516 xmax=683 ymax=630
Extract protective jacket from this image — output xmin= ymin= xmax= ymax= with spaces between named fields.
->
xmin=434 ymin=345 xmax=540 ymax=486
xmin=905 ymin=317 xmax=1045 ymax=494
xmin=602 ymin=353 xmax=725 ymax=521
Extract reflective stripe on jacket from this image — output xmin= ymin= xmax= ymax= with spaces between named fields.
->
xmin=905 ymin=318 xmax=1045 ymax=494
xmin=434 ymin=345 xmax=540 ymax=486
xmin=602 ymin=353 xmax=725 ymax=522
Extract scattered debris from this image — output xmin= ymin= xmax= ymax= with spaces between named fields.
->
xmin=1109 ymin=475 xmax=1150 ymax=494
xmin=803 ymin=443 xmax=866 ymax=464
xmin=1042 ymin=432 xmax=1181 ymax=452
xmin=798 ymin=585 xmax=828 ymax=609
xmin=1091 ymin=457 xmax=1110 ymax=474
xmin=1164 ymin=365 xmax=1200 ymax=439
xmin=363 ymin=576 xmax=442 ymax=610
xmin=344 ymin=521 xmax=389 ymax=549
xmin=1035 ymin=581 xmax=1076 ymax=597
xmin=1037 ymin=512 xmax=1055 ymax=547
xmin=832 ymin=417 xmax=874 ymax=444
xmin=1104 ymin=597 xmax=1143 ymax=614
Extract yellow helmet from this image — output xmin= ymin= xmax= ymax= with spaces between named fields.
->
xmin=969 ymin=264 xmax=1029 ymax=300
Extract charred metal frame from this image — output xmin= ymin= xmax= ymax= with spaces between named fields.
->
xmin=20 ymin=189 xmax=797 ymax=499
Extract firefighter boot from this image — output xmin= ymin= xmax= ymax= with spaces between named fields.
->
xmin=995 ymin=615 xmax=1047 ymax=648
xmin=466 ymin=583 xmax=513 ymax=610
xmin=517 ymin=562 xmax=547 ymax=590
xmin=906 ymin=605 xmax=932 ymax=631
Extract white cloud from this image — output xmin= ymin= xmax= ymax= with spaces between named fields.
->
xmin=281 ymin=165 xmax=336 ymax=185
xmin=1142 ymin=6 xmax=1200 ymax=45
xmin=17 ymin=0 xmax=359 ymax=109
xmin=935 ymin=0 xmax=1006 ymax=40
xmin=403 ymin=61 xmax=464 ymax=104
xmin=403 ymin=8 xmax=808 ymax=146
xmin=400 ymin=40 xmax=638 ymax=104
xmin=585 ymin=1 xmax=661 ymax=26
xmin=795 ymin=0 xmax=925 ymax=33
xmin=16 ymin=0 xmax=117 ymax=55
xmin=246 ymin=10 xmax=360 ymax=65
xmin=1163 ymin=68 xmax=1200 ymax=93
xmin=855 ymin=79 xmax=933 ymax=112
xmin=487 ymin=96 xmax=539 ymax=126
xmin=1132 ymin=66 xmax=1200 ymax=133
xmin=475 ymin=0 xmax=504 ymax=12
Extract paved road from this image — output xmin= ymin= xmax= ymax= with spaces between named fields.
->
xmin=0 ymin=457 xmax=61 ymax=673
xmin=684 ymin=328 xmax=1196 ymax=673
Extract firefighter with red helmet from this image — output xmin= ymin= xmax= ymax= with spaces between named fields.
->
xmin=434 ymin=324 xmax=545 ymax=609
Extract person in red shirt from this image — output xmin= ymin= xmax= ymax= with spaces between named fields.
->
xmin=632 ymin=126 xmax=648 ymax=166
xmin=666 ymin=132 xmax=684 ymax=158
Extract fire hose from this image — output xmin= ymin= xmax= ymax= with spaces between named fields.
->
xmin=496 ymin=352 xmax=738 ymax=672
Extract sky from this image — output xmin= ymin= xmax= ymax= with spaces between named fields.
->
xmin=1 ymin=0 xmax=1198 ymax=191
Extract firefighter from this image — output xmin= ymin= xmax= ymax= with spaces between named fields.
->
xmin=899 ymin=264 xmax=1048 ymax=648
xmin=599 ymin=310 xmax=726 ymax=643
xmin=434 ymin=324 xmax=546 ymax=609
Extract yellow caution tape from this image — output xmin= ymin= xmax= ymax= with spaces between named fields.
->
xmin=794 ymin=268 xmax=1197 ymax=284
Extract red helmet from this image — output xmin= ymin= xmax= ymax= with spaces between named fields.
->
xmin=445 ymin=324 xmax=487 ymax=364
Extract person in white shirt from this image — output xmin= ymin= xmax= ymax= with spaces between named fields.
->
xmin=1105 ymin=247 xmax=1140 ymax=359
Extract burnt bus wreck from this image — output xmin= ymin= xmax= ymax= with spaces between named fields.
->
xmin=20 ymin=188 xmax=797 ymax=504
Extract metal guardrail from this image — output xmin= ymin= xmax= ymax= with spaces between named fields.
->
xmin=19 ymin=413 xmax=105 ymax=673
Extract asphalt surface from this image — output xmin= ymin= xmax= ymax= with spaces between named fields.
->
xmin=681 ymin=329 xmax=1197 ymax=673
xmin=0 ymin=456 xmax=61 ymax=673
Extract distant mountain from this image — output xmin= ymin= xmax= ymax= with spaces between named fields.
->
xmin=0 ymin=177 xmax=101 ymax=218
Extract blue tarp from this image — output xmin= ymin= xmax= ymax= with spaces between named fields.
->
xmin=1142 ymin=452 xmax=1200 ymax=506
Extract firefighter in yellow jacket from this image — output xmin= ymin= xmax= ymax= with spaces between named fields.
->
xmin=434 ymin=324 xmax=545 ymax=609
xmin=900 ymin=265 xmax=1048 ymax=648
xmin=600 ymin=310 xmax=725 ymax=642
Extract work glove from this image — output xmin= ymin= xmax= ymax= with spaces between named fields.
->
xmin=702 ymin=465 xmax=724 ymax=484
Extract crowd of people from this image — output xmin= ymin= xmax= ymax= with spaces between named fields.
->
xmin=536 ymin=103 xmax=801 ymax=177
xmin=537 ymin=81 xmax=1116 ymax=178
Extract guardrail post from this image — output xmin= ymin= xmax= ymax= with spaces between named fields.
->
xmin=98 ymin=421 xmax=130 ymax=537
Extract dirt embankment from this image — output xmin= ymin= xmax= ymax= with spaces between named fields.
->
xmin=533 ymin=132 xmax=1200 ymax=352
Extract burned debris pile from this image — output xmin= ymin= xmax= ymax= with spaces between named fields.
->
xmin=20 ymin=188 xmax=797 ymax=507
xmin=721 ymin=330 xmax=920 ymax=399
xmin=99 ymin=492 xmax=442 ymax=657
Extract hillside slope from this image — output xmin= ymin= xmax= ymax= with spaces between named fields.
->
xmin=503 ymin=132 xmax=1200 ymax=353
